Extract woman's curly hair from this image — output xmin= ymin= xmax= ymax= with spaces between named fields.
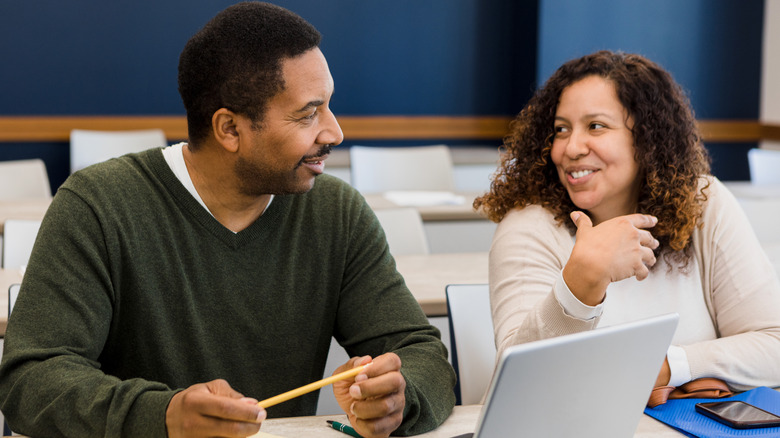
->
xmin=474 ymin=50 xmax=711 ymax=268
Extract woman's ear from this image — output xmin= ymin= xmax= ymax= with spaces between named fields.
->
xmin=211 ymin=108 xmax=240 ymax=153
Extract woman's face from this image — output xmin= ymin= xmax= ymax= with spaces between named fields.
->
xmin=550 ymin=75 xmax=641 ymax=225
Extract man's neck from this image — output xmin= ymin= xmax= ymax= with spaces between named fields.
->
xmin=182 ymin=143 xmax=272 ymax=232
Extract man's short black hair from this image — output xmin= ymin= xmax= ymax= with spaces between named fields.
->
xmin=178 ymin=1 xmax=321 ymax=146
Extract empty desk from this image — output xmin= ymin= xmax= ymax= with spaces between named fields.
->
xmin=394 ymin=252 xmax=488 ymax=316
xmin=0 ymin=199 xmax=51 ymax=235
xmin=364 ymin=193 xmax=495 ymax=253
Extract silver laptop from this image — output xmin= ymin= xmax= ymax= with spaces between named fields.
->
xmin=466 ymin=313 xmax=679 ymax=438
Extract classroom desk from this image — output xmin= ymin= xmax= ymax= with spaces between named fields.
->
xmin=724 ymin=181 xmax=780 ymax=198
xmin=253 ymin=405 xmax=683 ymax=437
xmin=363 ymin=192 xmax=495 ymax=253
xmin=0 ymin=410 xmax=700 ymax=438
xmin=0 ymin=402 xmax=761 ymax=437
xmin=363 ymin=192 xmax=486 ymax=222
xmin=0 ymin=199 xmax=51 ymax=234
xmin=394 ymin=252 xmax=488 ymax=316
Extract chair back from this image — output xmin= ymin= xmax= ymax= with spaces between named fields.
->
xmin=0 ymin=159 xmax=52 ymax=200
xmin=737 ymin=197 xmax=780 ymax=244
xmin=70 ymin=128 xmax=167 ymax=173
xmin=8 ymin=283 xmax=20 ymax=316
xmin=2 ymin=219 xmax=42 ymax=270
xmin=374 ymin=208 xmax=430 ymax=256
xmin=349 ymin=145 xmax=455 ymax=193
xmin=748 ymin=148 xmax=780 ymax=185
xmin=3 ymin=283 xmax=20 ymax=435
xmin=445 ymin=283 xmax=496 ymax=405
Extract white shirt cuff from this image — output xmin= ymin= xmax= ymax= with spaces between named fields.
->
xmin=554 ymin=270 xmax=603 ymax=321
xmin=666 ymin=345 xmax=692 ymax=387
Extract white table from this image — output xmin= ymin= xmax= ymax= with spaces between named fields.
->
xmin=255 ymin=404 xmax=684 ymax=437
xmin=395 ymin=252 xmax=488 ymax=316
xmin=0 ymin=199 xmax=51 ymax=234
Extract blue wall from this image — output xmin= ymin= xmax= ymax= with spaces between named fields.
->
xmin=537 ymin=0 xmax=765 ymax=181
xmin=0 ymin=0 xmax=537 ymax=191
xmin=0 ymin=0 xmax=767 ymax=188
xmin=0 ymin=0 xmax=536 ymax=117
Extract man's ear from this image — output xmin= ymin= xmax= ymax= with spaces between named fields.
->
xmin=211 ymin=108 xmax=241 ymax=153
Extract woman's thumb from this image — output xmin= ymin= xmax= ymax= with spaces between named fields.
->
xmin=570 ymin=211 xmax=592 ymax=229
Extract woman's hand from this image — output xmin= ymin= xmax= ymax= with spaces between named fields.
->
xmin=563 ymin=211 xmax=659 ymax=306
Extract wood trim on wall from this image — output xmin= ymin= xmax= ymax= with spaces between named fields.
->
xmin=0 ymin=115 xmax=776 ymax=143
xmin=762 ymin=123 xmax=780 ymax=141
xmin=696 ymin=120 xmax=762 ymax=142
xmin=0 ymin=116 xmax=189 ymax=142
xmin=338 ymin=116 xmax=512 ymax=140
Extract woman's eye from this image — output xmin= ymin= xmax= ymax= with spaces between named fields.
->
xmin=554 ymin=125 xmax=569 ymax=134
xmin=590 ymin=122 xmax=606 ymax=130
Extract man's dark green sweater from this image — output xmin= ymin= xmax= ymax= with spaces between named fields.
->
xmin=0 ymin=148 xmax=456 ymax=437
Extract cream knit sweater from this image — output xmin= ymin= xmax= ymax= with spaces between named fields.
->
xmin=489 ymin=176 xmax=780 ymax=391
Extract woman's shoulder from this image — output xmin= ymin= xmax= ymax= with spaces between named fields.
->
xmin=693 ymin=175 xmax=749 ymax=241
xmin=492 ymin=204 xmax=574 ymax=257
xmin=698 ymin=175 xmax=740 ymax=213
xmin=496 ymin=204 xmax=570 ymax=237
xmin=502 ymin=204 xmax=560 ymax=223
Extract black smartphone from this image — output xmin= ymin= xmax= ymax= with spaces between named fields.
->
xmin=695 ymin=400 xmax=780 ymax=429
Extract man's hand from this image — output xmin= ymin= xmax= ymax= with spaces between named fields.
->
xmin=166 ymin=379 xmax=266 ymax=438
xmin=332 ymin=353 xmax=406 ymax=438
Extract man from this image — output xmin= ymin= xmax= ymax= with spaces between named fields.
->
xmin=0 ymin=3 xmax=455 ymax=437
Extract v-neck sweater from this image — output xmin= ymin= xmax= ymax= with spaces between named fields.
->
xmin=0 ymin=148 xmax=455 ymax=437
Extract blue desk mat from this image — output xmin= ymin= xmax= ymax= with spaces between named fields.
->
xmin=644 ymin=386 xmax=780 ymax=437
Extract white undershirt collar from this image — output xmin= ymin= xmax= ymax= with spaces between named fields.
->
xmin=161 ymin=142 xmax=274 ymax=219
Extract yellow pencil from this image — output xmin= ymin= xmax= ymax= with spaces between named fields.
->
xmin=257 ymin=363 xmax=371 ymax=408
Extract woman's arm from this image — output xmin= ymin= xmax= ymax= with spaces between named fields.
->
xmin=489 ymin=206 xmax=597 ymax=358
xmin=686 ymin=178 xmax=780 ymax=390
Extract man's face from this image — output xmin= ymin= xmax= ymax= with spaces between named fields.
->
xmin=234 ymin=47 xmax=343 ymax=196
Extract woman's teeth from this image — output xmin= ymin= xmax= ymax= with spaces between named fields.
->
xmin=570 ymin=170 xmax=594 ymax=179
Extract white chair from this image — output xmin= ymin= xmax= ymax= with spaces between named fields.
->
xmin=735 ymin=196 xmax=780 ymax=275
xmin=373 ymin=208 xmax=430 ymax=256
xmin=748 ymin=148 xmax=780 ymax=185
xmin=0 ymin=159 xmax=52 ymax=200
xmin=737 ymin=197 xmax=780 ymax=244
xmin=8 ymin=283 xmax=20 ymax=317
xmin=2 ymin=283 xmax=21 ymax=435
xmin=349 ymin=145 xmax=455 ymax=193
xmin=2 ymin=219 xmax=42 ymax=270
xmin=70 ymin=128 xmax=167 ymax=173
xmin=445 ymin=283 xmax=496 ymax=405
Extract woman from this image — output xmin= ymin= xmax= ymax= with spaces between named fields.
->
xmin=475 ymin=50 xmax=780 ymax=391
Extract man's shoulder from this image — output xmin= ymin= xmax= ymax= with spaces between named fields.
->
xmin=279 ymin=174 xmax=369 ymax=223
xmin=60 ymin=148 xmax=164 ymax=200
xmin=67 ymin=148 xmax=161 ymax=180
xmin=307 ymin=173 xmax=361 ymax=202
xmin=312 ymin=173 xmax=354 ymax=191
